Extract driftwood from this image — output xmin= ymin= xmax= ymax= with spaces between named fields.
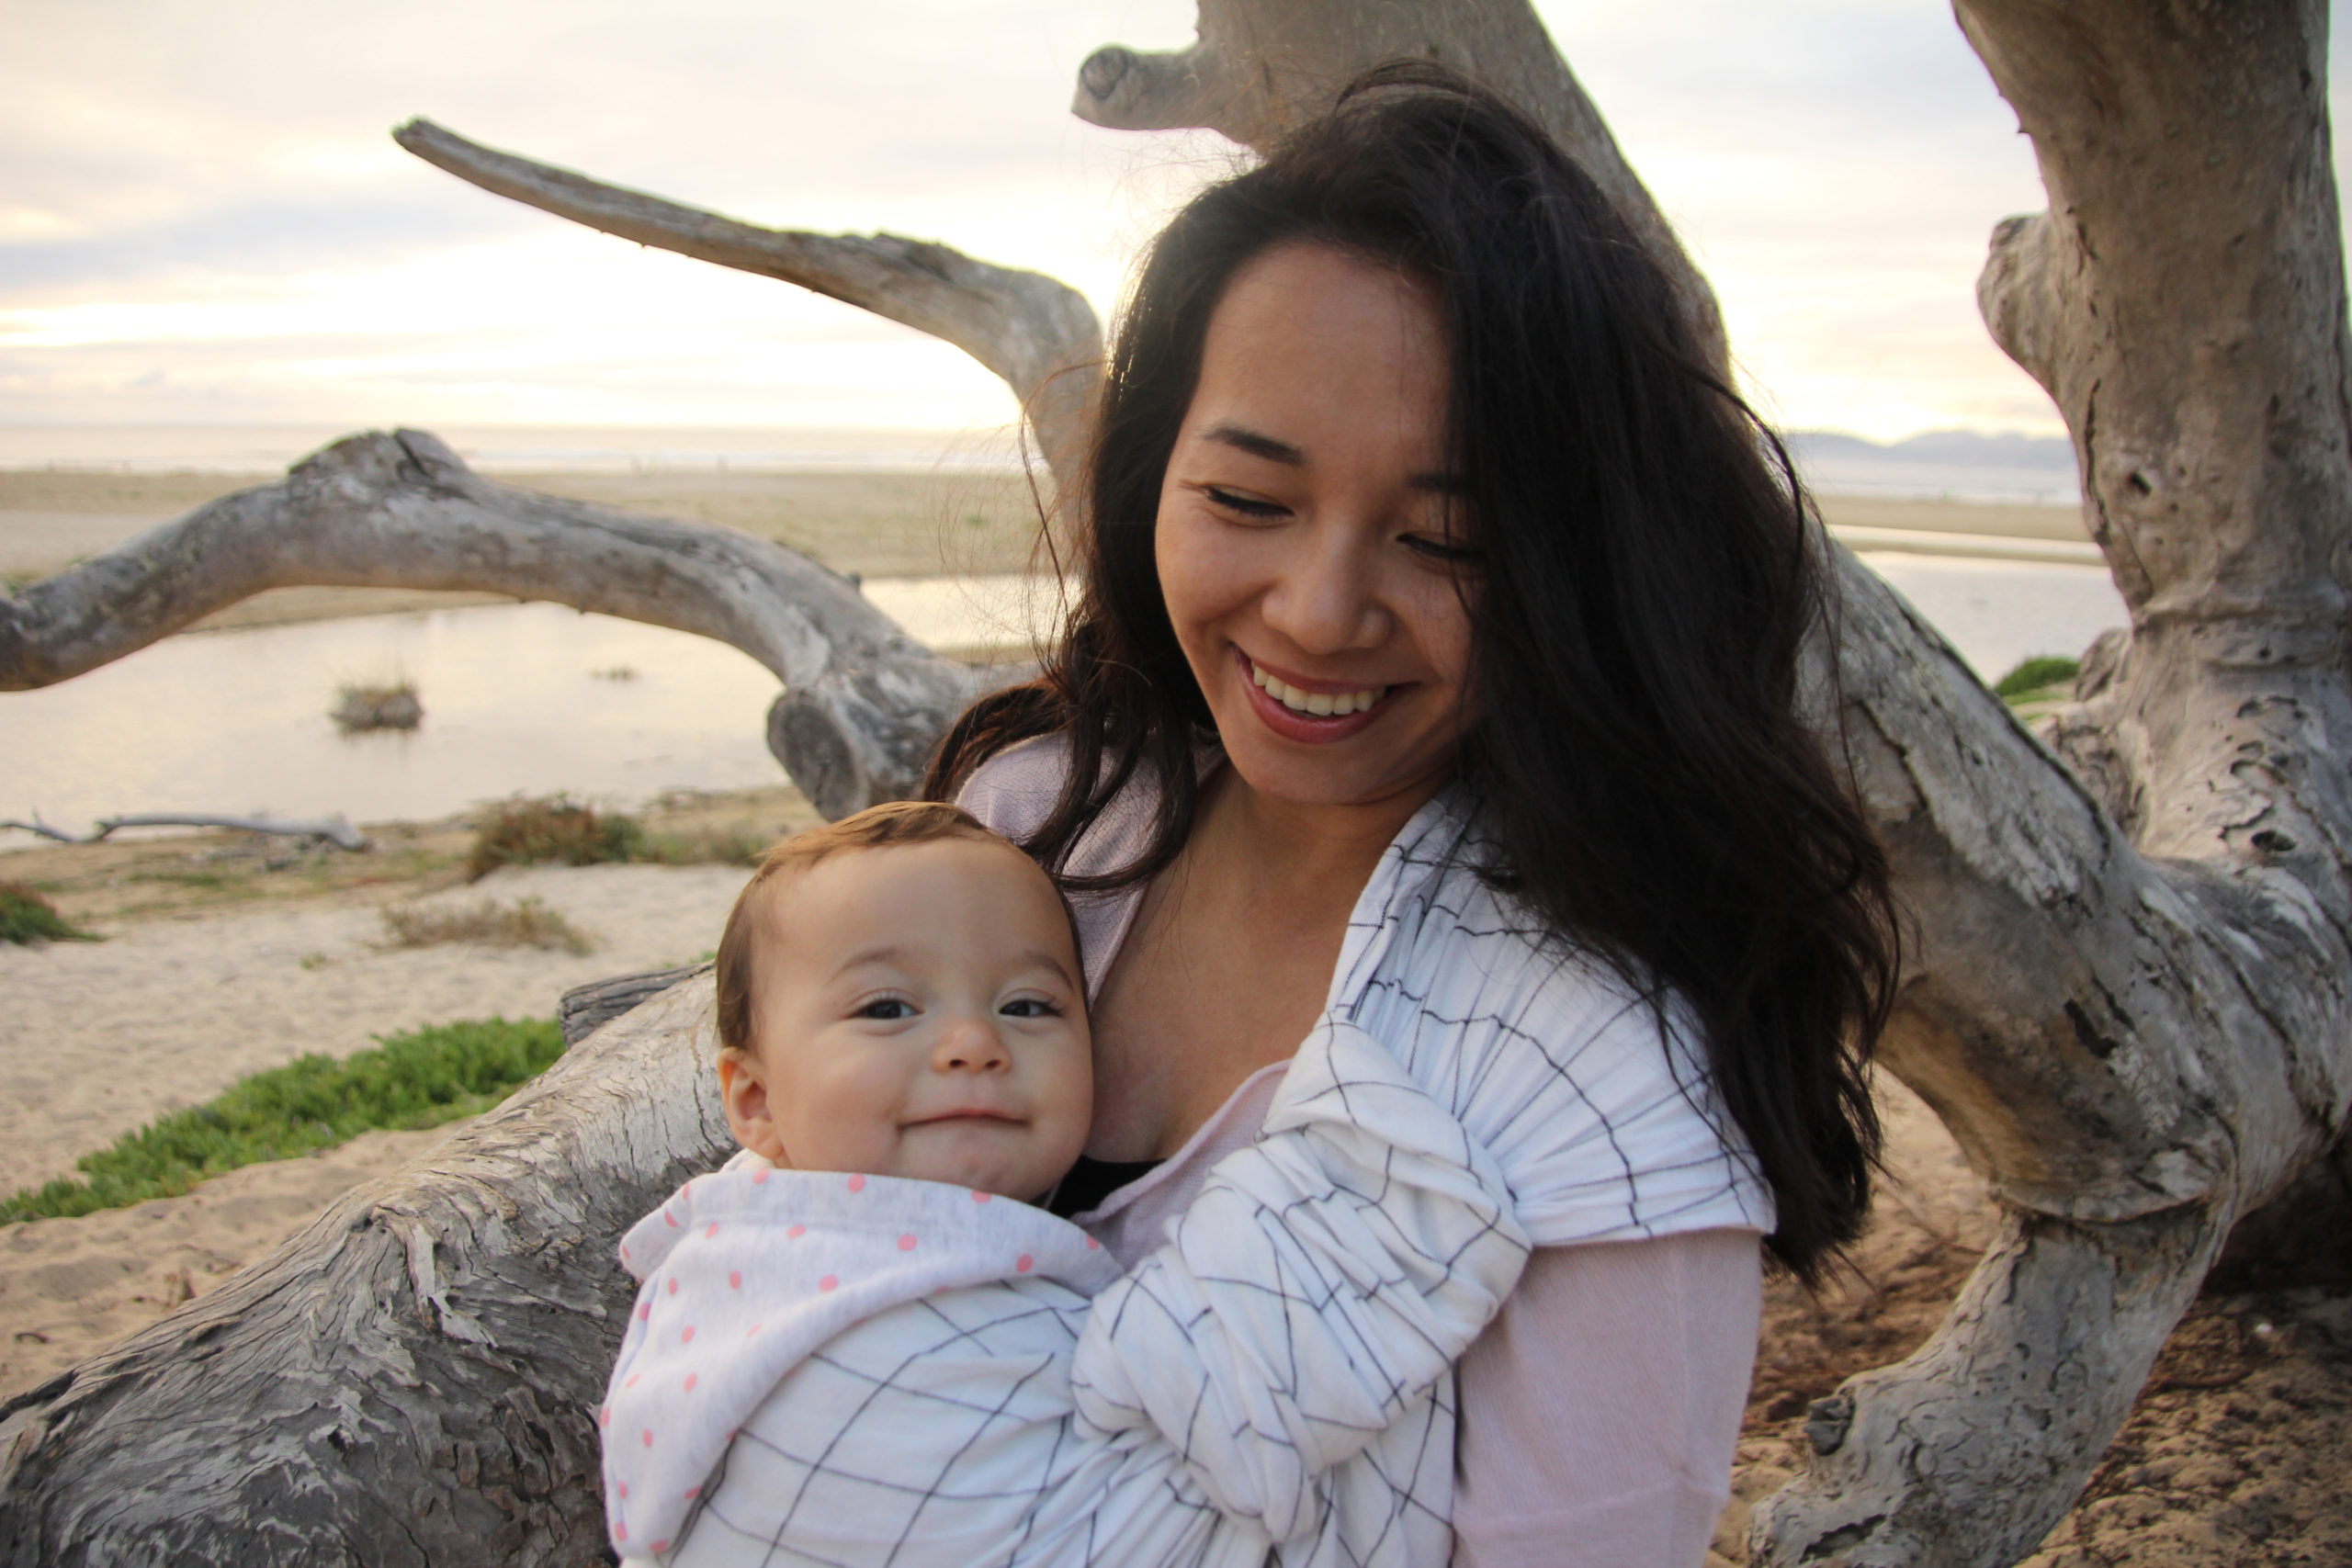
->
xmin=556 ymin=965 xmax=707 ymax=1049
xmin=3 ymin=3 xmax=2348 ymax=1566
xmin=0 ymin=428 xmax=984 ymax=820
xmin=0 ymin=978 xmax=730 ymax=1567
xmin=392 ymin=118 xmax=1102 ymax=499
xmin=0 ymin=813 xmax=370 ymax=852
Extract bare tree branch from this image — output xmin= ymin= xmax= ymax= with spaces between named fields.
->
xmin=0 ymin=813 xmax=369 ymax=851
xmin=0 ymin=429 xmax=982 ymax=819
xmin=391 ymin=119 xmax=1102 ymax=494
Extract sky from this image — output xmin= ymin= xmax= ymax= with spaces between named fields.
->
xmin=1 ymin=1 xmax=2343 ymax=445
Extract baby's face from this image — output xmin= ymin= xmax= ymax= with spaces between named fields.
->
xmin=724 ymin=836 xmax=1091 ymax=1202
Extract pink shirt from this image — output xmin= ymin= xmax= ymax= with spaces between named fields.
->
xmin=966 ymin=741 xmax=1764 ymax=1568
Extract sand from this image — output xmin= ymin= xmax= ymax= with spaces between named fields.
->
xmin=0 ymin=860 xmax=752 ymax=1200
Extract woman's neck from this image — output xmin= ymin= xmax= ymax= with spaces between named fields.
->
xmin=1189 ymin=760 xmax=1446 ymax=901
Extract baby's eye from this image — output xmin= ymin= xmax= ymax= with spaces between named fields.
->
xmin=855 ymin=998 xmax=916 ymax=1021
xmin=999 ymin=997 xmax=1063 ymax=1019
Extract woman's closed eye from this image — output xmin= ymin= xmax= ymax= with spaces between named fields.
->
xmin=1199 ymin=483 xmax=1290 ymax=520
xmin=1401 ymin=531 xmax=1484 ymax=567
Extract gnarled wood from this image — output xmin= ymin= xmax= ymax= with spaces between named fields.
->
xmin=0 ymin=976 xmax=729 ymax=1567
xmin=8 ymin=3 xmax=2349 ymax=1564
xmin=1754 ymin=2 xmax=2352 ymax=1560
xmin=1070 ymin=0 xmax=1725 ymax=370
xmin=0 ymin=813 xmax=369 ymax=851
xmin=393 ymin=119 xmax=1102 ymax=495
xmin=0 ymin=428 xmax=982 ymax=819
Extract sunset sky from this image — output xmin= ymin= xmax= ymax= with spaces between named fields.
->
xmin=5 ymin=1 xmax=2346 ymax=444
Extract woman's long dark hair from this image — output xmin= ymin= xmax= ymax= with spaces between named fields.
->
xmin=926 ymin=63 xmax=1897 ymax=1284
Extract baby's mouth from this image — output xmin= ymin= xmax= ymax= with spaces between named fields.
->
xmin=1244 ymin=655 xmax=1390 ymax=718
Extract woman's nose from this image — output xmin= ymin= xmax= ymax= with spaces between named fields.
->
xmin=933 ymin=1016 xmax=1011 ymax=1074
xmin=1260 ymin=521 xmax=1388 ymax=655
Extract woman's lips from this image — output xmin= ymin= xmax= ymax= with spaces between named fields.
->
xmin=1235 ymin=648 xmax=1395 ymax=743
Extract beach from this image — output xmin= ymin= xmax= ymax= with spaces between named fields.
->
xmin=4 ymin=466 xmax=2343 ymax=1564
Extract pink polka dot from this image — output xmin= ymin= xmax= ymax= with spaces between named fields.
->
xmin=752 ymin=1167 xmax=771 ymax=1185
xmin=642 ymin=1428 xmax=654 ymax=1448
xmin=619 ymin=1242 xmax=631 ymax=1261
xmin=684 ymin=1485 xmax=700 ymax=1501
xmin=1085 ymin=1237 xmax=1101 ymax=1250
xmin=680 ymin=1325 xmax=695 ymax=1343
xmin=663 ymin=1209 xmax=679 ymax=1228
xmin=617 ymin=1481 xmax=628 ymax=1500
xmin=706 ymin=1222 xmax=720 ymax=1239
xmin=616 ymin=1521 xmax=628 ymax=1543
xmin=599 ymin=1405 xmax=612 ymax=1428
xmin=625 ymin=1372 xmax=640 ymax=1389
xmin=650 ymin=1540 xmax=669 ymax=1554
xmin=747 ymin=1322 xmax=763 ymax=1338
xmin=847 ymin=1174 xmax=865 ymax=1193
xmin=1015 ymin=1254 xmax=1035 ymax=1273
xmin=898 ymin=1233 xmax=918 ymax=1251
xmin=636 ymin=1301 xmax=650 ymax=1322
xmin=667 ymin=1277 xmax=679 ymax=1296
xmin=787 ymin=1224 xmax=806 ymax=1238
xmin=729 ymin=1269 xmax=742 ymax=1290
xmin=820 ymin=1274 xmax=839 ymax=1292
xmin=970 ymin=1190 xmax=992 ymax=1203
xmin=684 ymin=1372 xmax=698 ymax=1393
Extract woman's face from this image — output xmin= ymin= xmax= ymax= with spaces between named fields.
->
xmin=1156 ymin=242 xmax=1477 ymax=814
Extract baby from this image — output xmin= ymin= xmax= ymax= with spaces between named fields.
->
xmin=600 ymin=802 xmax=1532 ymax=1568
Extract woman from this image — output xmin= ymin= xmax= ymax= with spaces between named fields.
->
xmin=928 ymin=64 xmax=1895 ymax=1568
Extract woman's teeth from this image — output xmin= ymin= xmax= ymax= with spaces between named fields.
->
xmin=1250 ymin=661 xmax=1386 ymax=717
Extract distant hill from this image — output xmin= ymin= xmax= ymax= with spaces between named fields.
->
xmin=1785 ymin=429 xmax=2078 ymax=504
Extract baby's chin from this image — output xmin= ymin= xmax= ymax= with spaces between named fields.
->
xmin=890 ymin=1120 xmax=1073 ymax=1204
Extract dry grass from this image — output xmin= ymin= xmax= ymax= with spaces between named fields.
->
xmin=465 ymin=796 xmax=643 ymax=880
xmin=379 ymin=895 xmax=594 ymax=954
xmin=332 ymin=679 xmax=423 ymax=733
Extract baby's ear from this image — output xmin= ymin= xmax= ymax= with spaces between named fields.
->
xmin=717 ymin=1052 xmax=790 ymax=1165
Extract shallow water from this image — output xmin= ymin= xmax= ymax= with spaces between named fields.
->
xmin=0 ymin=560 xmax=2122 ymax=846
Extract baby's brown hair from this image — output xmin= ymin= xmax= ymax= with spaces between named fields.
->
xmin=713 ymin=801 xmax=1072 ymax=1058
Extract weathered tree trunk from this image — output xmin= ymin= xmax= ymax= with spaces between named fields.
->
xmin=1070 ymin=0 xmax=1725 ymax=370
xmin=0 ymin=427 xmax=982 ymax=819
xmin=5 ymin=3 xmax=2346 ymax=1566
xmin=0 ymin=977 xmax=730 ymax=1566
xmin=1753 ymin=2 xmax=2352 ymax=1561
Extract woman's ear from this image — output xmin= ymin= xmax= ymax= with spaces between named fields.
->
xmin=717 ymin=1051 xmax=790 ymax=1166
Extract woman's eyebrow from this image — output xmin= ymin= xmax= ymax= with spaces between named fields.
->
xmin=1201 ymin=421 xmax=1305 ymax=465
xmin=1201 ymin=421 xmax=1466 ymax=493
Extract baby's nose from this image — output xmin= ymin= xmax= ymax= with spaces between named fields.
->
xmin=933 ymin=1017 xmax=1011 ymax=1072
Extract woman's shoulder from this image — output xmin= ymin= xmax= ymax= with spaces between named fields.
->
xmin=956 ymin=732 xmax=1072 ymax=840
xmin=1345 ymin=860 xmax=1775 ymax=1248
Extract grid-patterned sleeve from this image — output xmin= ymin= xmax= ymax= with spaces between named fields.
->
xmin=1340 ymin=824 xmax=1776 ymax=1249
xmin=1069 ymin=1017 xmax=1532 ymax=1549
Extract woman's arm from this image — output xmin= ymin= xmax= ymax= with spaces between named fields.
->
xmin=1452 ymin=1230 xmax=1763 ymax=1568
xmin=1069 ymin=1017 xmax=1532 ymax=1545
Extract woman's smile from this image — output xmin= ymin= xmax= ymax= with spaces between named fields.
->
xmin=1234 ymin=646 xmax=1397 ymax=741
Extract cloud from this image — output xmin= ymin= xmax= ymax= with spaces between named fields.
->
xmin=2 ymin=0 xmax=2342 ymax=442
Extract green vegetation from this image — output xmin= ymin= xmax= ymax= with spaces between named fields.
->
xmin=0 ymin=882 xmax=100 ymax=945
xmin=1995 ymin=655 xmax=2081 ymax=704
xmin=0 ymin=1017 xmax=564 ymax=1223
xmin=381 ymin=895 xmax=594 ymax=954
